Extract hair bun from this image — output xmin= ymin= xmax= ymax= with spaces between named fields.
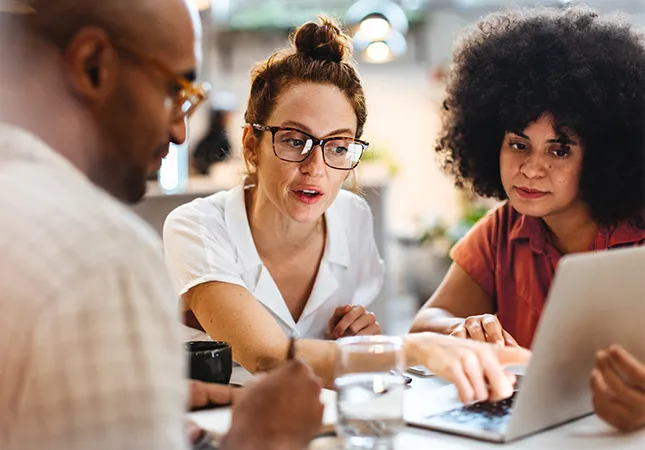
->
xmin=293 ymin=16 xmax=352 ymax=63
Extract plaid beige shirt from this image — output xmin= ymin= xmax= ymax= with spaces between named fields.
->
xmin=0 ymin=124 xmax=188 ymax=450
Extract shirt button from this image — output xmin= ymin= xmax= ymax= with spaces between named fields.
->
xmin=292 ymin=331 xmax=301 ymax=338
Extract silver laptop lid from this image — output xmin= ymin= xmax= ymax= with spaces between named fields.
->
xmin=506 ymin=246 xmax=645 ymax=440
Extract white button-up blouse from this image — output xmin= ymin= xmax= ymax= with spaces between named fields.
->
xmin=163 ymin=183 xmax=385 ymax=341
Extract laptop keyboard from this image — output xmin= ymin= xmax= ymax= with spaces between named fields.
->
xmin=427 ymin=392 xmax=518 ymax=433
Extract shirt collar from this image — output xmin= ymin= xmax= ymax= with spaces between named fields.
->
xmin=0 ymin=123 xmax=79 ymax=177
xmin=598 ymin=219 xmax=645 ymax=247
xmin=223 ymin=183 xmax=262 ymax=271
xmin=509 ymin=212 xmax=548 ymax=254
xmin=509 ymin=207 xmax=645 ymax=253
xmin=223 ymin=182 xmax=351 ymax=331
xmin=323 ymin=198 xmax=351 ymax=268
xmin=0 ymin=123 xmax=96 ymax=203
xmin=224 ymin=182 xmax=351 ymax=272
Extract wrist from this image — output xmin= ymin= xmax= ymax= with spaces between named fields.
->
xmin=403 ymin=333 xmax=425 ymax=367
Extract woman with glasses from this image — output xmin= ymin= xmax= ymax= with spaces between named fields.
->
xmin=165 ymin=16 xmax=383 ymax=346
xmin=163 ymin=16 xmax=529 ymax=399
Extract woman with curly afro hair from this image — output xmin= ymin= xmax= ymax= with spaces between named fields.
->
xmin=411 ymin=7 xmax=645 ymax=432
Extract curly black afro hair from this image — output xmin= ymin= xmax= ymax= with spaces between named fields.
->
xmin=438 ymin=6 xmax=645 ymax=227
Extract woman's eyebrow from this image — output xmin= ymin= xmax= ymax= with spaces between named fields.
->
xmin=508 ymin=131 xmax=529 ymax=139
xmin=547 ymin=136 xmax=577 ymax=145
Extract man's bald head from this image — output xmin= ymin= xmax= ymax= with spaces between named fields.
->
xmin=21 ymin=0 xmax=199 ymax=52
xmin=0 ymin=0 xmax=206 ymax=203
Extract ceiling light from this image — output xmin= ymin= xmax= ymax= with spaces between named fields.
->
xmin=360 ymin=15 xmax=391 ymax=41
xmin=347 ymin=0 xmax=409 ymax=63
xmin=365 ymin=41 xmax=391 ymax=63
xmin=346 ymin=0 xmax=409 ymax=35
xmin=353 ymin=27 xmax=407 ymax=64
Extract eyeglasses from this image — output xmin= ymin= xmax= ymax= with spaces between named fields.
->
xmin=251 ymin=124 xmax=369 ymax=170
xmin=113 ymin=39 xmax=210 ymax=120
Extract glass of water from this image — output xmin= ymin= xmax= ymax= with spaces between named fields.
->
xmin=335 ymin=336 xmax=405 ymax=450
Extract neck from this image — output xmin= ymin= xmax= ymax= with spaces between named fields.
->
xmin=541 ymin=202 xmax=598 ymax=254
xmin=246 ymin=186 xmax=324 ymax=257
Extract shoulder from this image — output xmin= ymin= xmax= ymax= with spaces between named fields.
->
xmin=452 ymin=201 xmax=521 ymax=261
xmin=329 ymin=189 xmax=374 ymax=224
xmin=467 ymin=201 xmax=519 ymax=241
xmin=163 ymin=189 xmax=233 ymax=240
xmin=606 ymin=215 xmax=645 ymax=248
xmin=327 ymin=189 xmax=377 ymax=246
xmin=482 ymin=201 xmax=518 ymax=228
xmin=0 ymin=176 xmax=167 ymax=304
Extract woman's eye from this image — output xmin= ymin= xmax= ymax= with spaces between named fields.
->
xmin=552 ymin=146 xmax=571 ymax=158
xmin=284 ymin=139 xmax=305 ymax=147
xmin=510 ymin=142 xmax=527 ymax=151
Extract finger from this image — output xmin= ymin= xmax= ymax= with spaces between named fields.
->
xmin=343 ymin=312 xmax=377 ymax=336
xmin=464 ymin=318 xmax=487 ymax=342
xmin=229 ymin=386 xmax=245 ymax=405
xmin=591 ymin=367 xmax=611 ymax=398
xmin=329 ymin=305 xmax=351 ymax=331
xmin=591 ymin=370 xmax=639 ymax=431
xmin=333 ymin=305 xmax=366 ymax=338
xmin=496 ymin=345 xmax=532 ymax=367
xmin=505 ymin=371 xmax=517 ymax=386
xmin=478 ymin=348 xmax=514 ymax=402
xmin=462 ymin=352 xmax=489 ymax=402
xmin=594 ymin=395 xmax=637 ymax=432
xmin=502 ymin=329 xmax=521 ymax=348
xmin=445 ymin=361 xmax=476 ymax=404
xmin=355 ymin=322 xmax=381 ymax=336
xmin=186 ymin=420 xmax=206 ymax=445
xmin=189 ymin=380 xmax=234 ymax=408
xmin=597 ymin=351 xmax=645 ymax=407
xmin=332 ymin=305 xmax=352 ymax=321
xmin=481 ymin=315 xmax=505 ymax=346
xmin=451 ymin=326 xmax=467 ymax=339
xmin=606 ymin=345 xmax=645 ymax=389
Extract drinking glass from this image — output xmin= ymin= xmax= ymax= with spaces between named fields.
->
xmin=335 ymin=336 xmax=405 ymax=450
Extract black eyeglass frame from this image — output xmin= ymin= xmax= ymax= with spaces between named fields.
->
xmin=251 ymin=123 xmax=369 ymax=171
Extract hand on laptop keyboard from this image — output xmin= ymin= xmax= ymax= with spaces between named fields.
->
xmin=428 ymin=392 xmax=518 ymax=433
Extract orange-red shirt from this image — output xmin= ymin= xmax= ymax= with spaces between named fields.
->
xmin=450 ymin=203 xmax=645 ymax=348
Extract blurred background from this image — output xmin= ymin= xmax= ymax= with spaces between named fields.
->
xmin=133 ymin=0 xmax=645 ymax=334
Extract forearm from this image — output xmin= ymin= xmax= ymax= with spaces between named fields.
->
xmin=254 ymin=338 xmax=337 ymax=388
xmin=409 ymin=307 xmax=464 ymax=334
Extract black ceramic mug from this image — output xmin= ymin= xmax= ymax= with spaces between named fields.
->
xmin=186 ymin=341 xmax=233 ymax=385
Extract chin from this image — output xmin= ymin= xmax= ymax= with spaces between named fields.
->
xmin=286 ymin=204 xmax=326 ymax=224
xmin=121 ymin=169 xmax=149 ymax=204
xmin=508 ymin=196 xmax=552 ymax=219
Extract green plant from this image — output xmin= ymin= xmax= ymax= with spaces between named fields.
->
xmin=418 ymin=203 xmax=489 ymax=251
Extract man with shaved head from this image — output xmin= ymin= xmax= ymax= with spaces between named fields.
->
xmin=0 ymin=1 xmax=323 ymax=449
xmin=1 ymin=0 xmax=203 ymax=202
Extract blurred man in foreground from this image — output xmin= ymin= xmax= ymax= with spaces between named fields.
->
xmin=0 ymin=1 xmax=323 ymax=449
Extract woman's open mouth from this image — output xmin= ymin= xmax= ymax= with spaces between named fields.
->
xmin=292 ymin=188 xmax=324 ymax=205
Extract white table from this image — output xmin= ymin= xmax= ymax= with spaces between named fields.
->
xmin=190 ymin=366 xmax=645 ymax=449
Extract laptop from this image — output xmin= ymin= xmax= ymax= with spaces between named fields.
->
xmin=406 ymin=246 xmax=645 ymax=443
